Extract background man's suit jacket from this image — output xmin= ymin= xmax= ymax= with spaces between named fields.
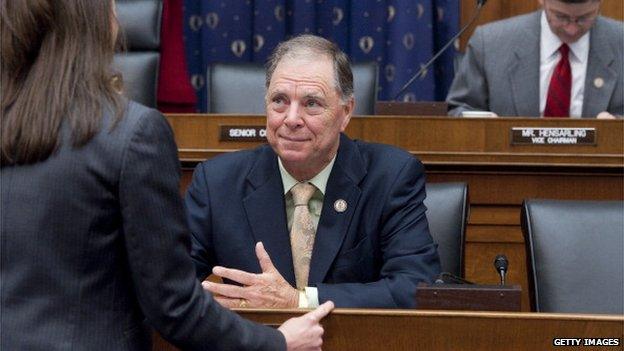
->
xmin=446 ymin=11 xmax=624 ymax=117
xmin=0 ymin=102 xmax=283 ymax=351
xmin=186 ymin=134 xmax=441 ymax=308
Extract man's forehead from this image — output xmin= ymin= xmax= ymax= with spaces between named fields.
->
xmin=268 ymin=58 xmax=336 ymax=96
xmin=271 ymin=55 xmax=334 ymax=85
xmin=547 ymin=0 xmax=600 ymax=15
xmin=270 ymin=82 xmax=326 ymax=96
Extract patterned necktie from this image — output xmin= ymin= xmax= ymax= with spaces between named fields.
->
xmin=289 ymin=182 xmax=317 ymax=289
xmin=544 ymin=44 xmax=571 ymax=118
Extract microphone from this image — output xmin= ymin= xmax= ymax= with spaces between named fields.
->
xmin=493 ymin=255 xmax=508 ymax=286
xmin=393 ymin=0 xmax=488 ymax=100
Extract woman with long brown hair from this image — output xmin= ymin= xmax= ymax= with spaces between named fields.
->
xmin=0 ymin=1 xmax=332 ymax=350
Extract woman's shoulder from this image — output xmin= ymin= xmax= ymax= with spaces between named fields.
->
xmin=102 ymin=100 xmax=169 ymax=139
xmin=89 ymin=100 xmax=174 ymax=166
xmin=120 ymin=100 xmax=164 ymax=128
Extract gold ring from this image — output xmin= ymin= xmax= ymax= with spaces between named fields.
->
xmin=239 ymin=299 xmax=249 ymax=308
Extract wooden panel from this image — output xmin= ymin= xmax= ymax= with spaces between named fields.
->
xmin=466 ymin=224 xmax=523 ymax=243
xmin=603 ymin=1 xmax=624 ymax=21
xmin=154 ymin=310 xmax=624 ymax=351
xmin=239 ymin=310 xmax=624 ymax=350
xmin=465 ymin=241 xmax=529 ymax=311
xmin=169 ymin=115 xmax=624 ymax=161
xmin=468 ymin=206 xmax=520 ymax=225
xmin=460 ymin=1 xmax=624 ymax=51
xmin=427 ymin=172 xmax=623 ymax=205
xmin=459 ymin=1 xmax=538 ymax=51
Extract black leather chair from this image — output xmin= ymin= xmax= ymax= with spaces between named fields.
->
xmin=351 ymin=61 xmax=378 ymax=115
xmin=424 ymin=182 xmax=469 ymax=278
xmin=207 ymin=61 xmax=378 ymax=115
xmin=521 ymin=199 xmax=624 ymax=314
xmin=207 ymin=63 xmax=266 ymax=114
xmin=114 ymin=0 xmax=162 ymax=108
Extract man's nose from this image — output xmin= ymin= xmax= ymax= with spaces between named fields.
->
xmin=284 ymin=103 xmax=304 ymax=127
xmin=562 ymin=22 xmax=581 ymax=38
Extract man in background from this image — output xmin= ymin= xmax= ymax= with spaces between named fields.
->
xmin=446 ymin=0 xmax=623 ymax=118
xmin=185 ymin=34 xmax=440 ymax=309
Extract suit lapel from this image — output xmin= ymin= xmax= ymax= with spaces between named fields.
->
xmin=308 ymin=134 xmax=366 ymax=285
xmin=508 ymin=11 xmax=541 ymax=117
xmin=508 ymin=12 xmax=541 ymax=117
xmin=582 ymin=17 xmax=617 ymax=118
xmin=242 ymin=147 xmax=296 ymax=286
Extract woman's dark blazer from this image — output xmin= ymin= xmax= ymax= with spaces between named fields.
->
xmin=0 ymin=101 xmax=283 ymax=351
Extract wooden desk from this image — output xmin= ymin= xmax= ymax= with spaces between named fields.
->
xmin=154 ymin=309 xmax=624 ymax=350
xmin=166 ymin=114 xmax=624 ymax=311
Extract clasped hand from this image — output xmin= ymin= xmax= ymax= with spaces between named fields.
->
xmin=202 ymin=242 xmax=300 ymax=308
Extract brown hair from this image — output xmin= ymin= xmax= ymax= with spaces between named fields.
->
xmin=265 ymin=34 xmax=354 ymax=102
xmin=1 ymin=0 xmax=124 ymax=166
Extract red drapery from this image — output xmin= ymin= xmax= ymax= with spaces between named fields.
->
xmin=157 ymin=0 xmax=197 ymax=113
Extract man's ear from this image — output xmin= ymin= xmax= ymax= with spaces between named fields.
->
xmin=339 ymin=97 xmax=355 ymax=132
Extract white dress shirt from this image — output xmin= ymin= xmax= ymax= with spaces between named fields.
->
xmin=540 ymin=11 xmax=590 ymax=118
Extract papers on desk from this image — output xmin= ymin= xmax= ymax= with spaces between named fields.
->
xmin=462 ymin=110 xmax=498 ymax=118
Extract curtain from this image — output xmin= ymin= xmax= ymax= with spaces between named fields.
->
xmin=158 ymin=0 xmax=197 ymax=112
xmin=183 ymin=0 xmax=459 ymax=112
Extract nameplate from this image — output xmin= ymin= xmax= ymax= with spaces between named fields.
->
xmin=220 ymin=125 xmax=267 ymax=142
xmin=416 ymin=283 xmax=522 ymax=312
xmin=511 ymin=127 xmax=596 ymax=145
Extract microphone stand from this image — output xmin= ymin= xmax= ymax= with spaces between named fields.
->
xmin=393 ymin=0 xmax=488 ymax=100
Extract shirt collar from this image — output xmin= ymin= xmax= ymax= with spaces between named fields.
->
xmin=279 ymin=156 xmax=337 ymax=196
xmin=540 ymin=10 xmax=590 ymax=63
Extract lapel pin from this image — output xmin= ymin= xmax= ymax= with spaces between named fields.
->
xmin=334 ymin=199 xmax=347 ymax=213
xmin=594 ymin=77 xmax=604 ymax=89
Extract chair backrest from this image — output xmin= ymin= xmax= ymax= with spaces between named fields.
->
xmin=351 ymin=61 xmax=378 ymax=115
xmin=521 ymin=199 xmax=624 ymax=314
xmin=424 ymin=182 xmax=469 ymax=277
xmin=207 ymin=61 xmax=378 ymax=115
xmin=207 ymin=63 xmax=266 ymax=114
xmin=114 ymin=0 xmax=162 ymax=108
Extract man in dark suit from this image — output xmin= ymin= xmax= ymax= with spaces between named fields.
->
xmin=446 ymin=0 xmax=623 ymax=118
xmin=185 ymin=35 xmax=441 ymax=309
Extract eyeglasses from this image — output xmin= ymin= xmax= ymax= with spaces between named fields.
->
xmin=544 ymin=1 xmax=600 ymax=27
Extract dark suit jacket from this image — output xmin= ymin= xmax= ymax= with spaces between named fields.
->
xmin=0 ymin=102 xmax=283 ymax=351
xmin=447 ymin=11 xmax=624 ymax=117
xmin=186 ymin=134 xmax=441 ymax=308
